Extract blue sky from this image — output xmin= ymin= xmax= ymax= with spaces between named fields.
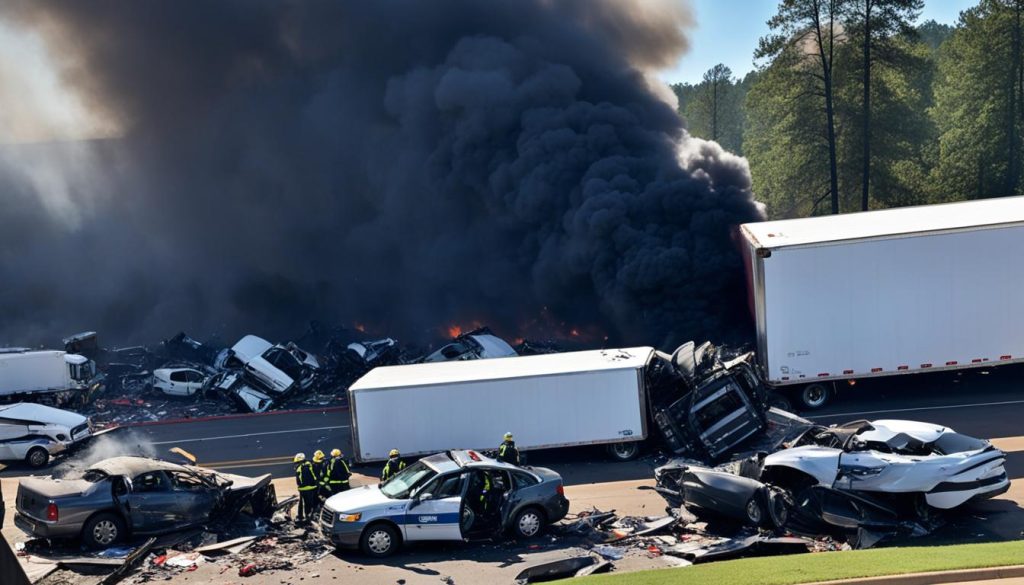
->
xmin=660 ymin=0 xmax=979 ymax=85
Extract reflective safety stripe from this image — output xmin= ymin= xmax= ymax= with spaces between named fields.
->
xmin=329 ymin=480 xmax=349 ymax=485
xmin=386 ymin=512 xmax=461 ymax=525
xmin=297 ymin=485 xmax=318 ymax=491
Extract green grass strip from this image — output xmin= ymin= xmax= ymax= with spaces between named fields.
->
xmin=572 ymin=540 xmax=1024 ymax=585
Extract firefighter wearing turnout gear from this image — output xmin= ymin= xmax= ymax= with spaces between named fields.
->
xmin=294 ymin=453 xmax=320 ymax=522
xmin=497 ymin=432 xmax=520 ymax=466
xmin=381 ymin=449 xmax=406 ymax=483
xmin=325 ymin=448 xmax=351 ymax=495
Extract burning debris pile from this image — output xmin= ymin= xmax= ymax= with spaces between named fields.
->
xmin=11 ymin=326 xmax=532 ymax=425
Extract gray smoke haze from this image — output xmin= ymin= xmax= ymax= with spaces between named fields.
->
xmin=0 ymin=0 xmax=762 ymax=349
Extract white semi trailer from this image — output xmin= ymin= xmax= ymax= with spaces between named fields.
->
xmin=739 ymin=196 xmax=1024 ymax=410
xmin=349 ymin=347 xmax=654 ymax=462
xmin=0 ymin=349 xmax=98 ymax=403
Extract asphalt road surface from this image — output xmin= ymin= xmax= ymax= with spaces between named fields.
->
xmin=3 ymin=362 xmax=1023 ymax=482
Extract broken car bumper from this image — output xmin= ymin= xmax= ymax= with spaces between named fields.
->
xmin=321 ymin=512 xmax=365 ymax=548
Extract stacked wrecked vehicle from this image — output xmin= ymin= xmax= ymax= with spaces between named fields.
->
xmin=654 ymin=417 xmax=1009 ymax=547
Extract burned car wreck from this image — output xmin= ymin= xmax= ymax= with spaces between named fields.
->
xmin=15 ymin=456 xmax=276 ymax=548
xmin=655 ymin=419 xmax=1009 ymax=545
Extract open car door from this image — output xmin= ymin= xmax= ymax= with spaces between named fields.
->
xmin=406 ymin=472 xmax=465 ymax=541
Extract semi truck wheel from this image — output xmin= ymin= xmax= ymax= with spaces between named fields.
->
xmin=798 ymin=383 xmax=832 ymax=410
xmin=606 ymin=442 xmax=641 ymax=462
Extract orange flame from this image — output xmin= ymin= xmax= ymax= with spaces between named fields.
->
xmin=447 ymin=324 xmax=463 ymax=338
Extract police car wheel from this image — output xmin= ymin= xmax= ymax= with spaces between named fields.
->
xmin=512 ymin=507 xmax=545 ymax=539
xmin=360 ymin=523 xmax=399 ymax=558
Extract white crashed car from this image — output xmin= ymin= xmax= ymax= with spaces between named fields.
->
xmin=658 ymin=419 xmax=1008 ymax=533
xmin=771 ymin=419 xmax=1009 ymax=510
xmin=151 ymin=368 xmax=208 ymax=397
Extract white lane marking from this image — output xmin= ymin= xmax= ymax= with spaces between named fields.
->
xmin=812 ymin=399 xmax=1024 ymax=420
xmin=149 ymin=425 xmax=349 ymax=445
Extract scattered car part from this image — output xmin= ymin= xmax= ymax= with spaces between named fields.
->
xmin=513 ymin=556 xmax=595 ymax=583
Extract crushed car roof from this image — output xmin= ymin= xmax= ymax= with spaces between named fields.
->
xmin=351 ymin=347 xmax=655 ymax=390
xmin=88 ymin=456 xmax=194 ymax=477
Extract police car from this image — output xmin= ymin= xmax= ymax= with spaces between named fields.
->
xmin=320 ymin=449 xmax=569 ymax=557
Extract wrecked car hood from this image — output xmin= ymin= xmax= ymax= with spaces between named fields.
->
xmin=324 ymin=484 xmax=394 ymax=513
xmin=858 ymin=420 xmax=948 ymax=447
xmin=203 ymin=470 xmax=272 ymax=493
xmin=764 ymin=446 xmax=842 ymax=486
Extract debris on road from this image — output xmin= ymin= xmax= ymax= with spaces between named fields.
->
xmin=513 ymin=556 xmax=596 ymax=583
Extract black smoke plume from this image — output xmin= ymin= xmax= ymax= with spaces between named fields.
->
xmin=0 ymin=0 xmax=762 ymax=349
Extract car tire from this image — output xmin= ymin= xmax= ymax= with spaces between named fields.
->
xmin=360 ymin=523 xmax=399 ymax=558
xmin=744 ymin=495 xmax=766 ymax=526
xmin=767 ymin=489 xmax=790 ymax=529
xmin=606 ymin=442 xmax=641 ymax=462
xmin=798 ymin=383 xmax=832 ymax=410
xmin=25 ymin=447 xmax=49 ymax=468
xmin=512 ymin=507 xmax=546 ymax=539
xmin=82 ymin=513 xmax=125 ymax=549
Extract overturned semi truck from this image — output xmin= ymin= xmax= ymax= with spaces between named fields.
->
xmin=347 ymin=343 xmax=775 ymax=463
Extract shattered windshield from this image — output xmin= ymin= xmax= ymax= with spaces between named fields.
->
xmin=380 ymin=461 xmax=436 ymax=499
xmin=82 ymin=470 xmax=109 ymax=483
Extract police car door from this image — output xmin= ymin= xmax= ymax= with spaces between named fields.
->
xmin=406 ymin=472 xmax=464 ymax=541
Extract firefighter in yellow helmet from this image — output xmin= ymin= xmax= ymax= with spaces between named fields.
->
xmin=312 ymin=449 xmax=330 ymax=501
xmin=325 ymin=448 xmax=352 ymax=495
xmin=381 ymin=448 xmax=406 ymax=483
xmin=497 ymin=432 xmax=520 ymax=466
xmin=293 ymin=453 xmax=319 ymax=523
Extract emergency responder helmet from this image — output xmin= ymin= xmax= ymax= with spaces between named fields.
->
xmin=293 ymin=453 xmax=306 ymax=463
xmin=330 ymin=448 xmax=342 ymax=457
xmin=504 ymin=432 xmax=513 ymax=440
xmin=389 ymin=448 xmax=400 ymax=458
xmin=313 ymin=449 xmax=325 ymax=462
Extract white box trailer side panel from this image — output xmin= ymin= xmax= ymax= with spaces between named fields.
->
xmin=351 ymin=369 xmax=646 ymax=461
xmin=758 ymin=225 xmax=1024 ymax=383
xmin=0 ymin=352 xmax=71 ymax=395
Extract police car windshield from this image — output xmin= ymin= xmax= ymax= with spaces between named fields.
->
xmin=380 ymin=461 xmax=435 ymax=499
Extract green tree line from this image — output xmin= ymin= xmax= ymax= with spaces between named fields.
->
xmin=672 ymin=0 xmax=1024 ymax=218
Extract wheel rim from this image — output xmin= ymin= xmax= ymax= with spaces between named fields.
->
xmin=802 ymin=385 xmax=828 ymax=408
xmin=745 ymin=499 xmax=763 ymax=524
xmin=29 ymin=450 xmax=46 ymax=466
xmin=612 ymin=443 xmax=637 ymax=459
xmin=93 ymin=520 xmax=117 ymax=545
xmin=367 ymin=529 xmax=392 ymax=554
xmin=518 ymin=512 xmax=541 ymax=537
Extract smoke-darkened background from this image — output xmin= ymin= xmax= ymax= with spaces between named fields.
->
xmin=0 ymin=0 xmax=762 ymax=349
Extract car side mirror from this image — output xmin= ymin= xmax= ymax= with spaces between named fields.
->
xmin=413 ymin=492 xmax=433 ymax=507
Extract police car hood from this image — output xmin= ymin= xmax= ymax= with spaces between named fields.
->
xmin=324 ymin=483 xmax=394 ymax=513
